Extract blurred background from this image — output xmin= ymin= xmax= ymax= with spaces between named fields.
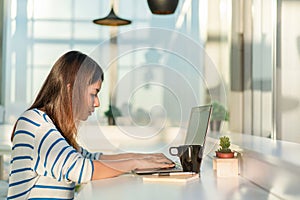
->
xmin=1 ymin=0 xmax=300 ymax=145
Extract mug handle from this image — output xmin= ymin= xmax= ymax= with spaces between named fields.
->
xmin=169 ymin=147 xmax=179 ymax=156
xmin=197 ymin=145 xmax=203 ymax=158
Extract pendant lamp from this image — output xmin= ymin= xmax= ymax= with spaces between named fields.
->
xmin=93 ymin=7 xmax=131 ymax=26
xmin=147 ymin=0 xmax=179 ymax=15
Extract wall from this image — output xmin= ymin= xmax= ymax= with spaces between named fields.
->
xmin=279 ymin=0 xmax=300 ymax=143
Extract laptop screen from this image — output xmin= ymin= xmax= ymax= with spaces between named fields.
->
xmin=133 ymin=105 xmax=212 ymax=175
xmin=184 ymin=105 xmax=212 ymax=146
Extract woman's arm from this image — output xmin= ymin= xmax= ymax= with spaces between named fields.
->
xmin=92 ymin=159 xmax=135 ymax=179
xmin=92 ymin=154 xmax=174 ymax=180
xmin=99 ymin=152 xmax=170 ymax=161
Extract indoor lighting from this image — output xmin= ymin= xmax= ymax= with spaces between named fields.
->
xmin=93 ymin=7 xmax=131 ymax=26
xmin=147 ymin=0 xmax=179 ymax=15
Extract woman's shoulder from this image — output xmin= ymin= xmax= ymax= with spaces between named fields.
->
xmin=17 ymin=108 xmax=55 ymax=130
xmin=13 ymin=109 xmax=59 ymax=143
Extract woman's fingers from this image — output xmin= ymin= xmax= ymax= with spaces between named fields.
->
xmin=141 ymin=157 xmax=175 ymax=169
xmin=149 ymin=153 xmax=174 ymax=164
xmin=131 ymin=153 xmax=175 ymax=170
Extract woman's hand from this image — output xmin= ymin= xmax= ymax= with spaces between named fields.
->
xmin=133 ymin=154 xmax=175 ymax=170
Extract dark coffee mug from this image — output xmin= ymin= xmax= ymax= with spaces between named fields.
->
xmin=169 ymin=145 xmax=203 ymax=173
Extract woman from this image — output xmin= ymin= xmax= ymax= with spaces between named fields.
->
xmin=8 ymin=51 xmax=174 ymax=199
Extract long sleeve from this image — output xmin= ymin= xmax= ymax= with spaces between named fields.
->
xmin=79 ymin=147 xmax=102 ymax=160
xmin=33 ymin=124 xmax=94 ymax=184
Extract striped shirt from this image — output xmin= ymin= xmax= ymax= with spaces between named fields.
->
xmin=8 ymin=109 xmax=101 ymax=199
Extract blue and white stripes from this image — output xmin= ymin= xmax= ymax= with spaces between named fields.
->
xmin=8 ymin=109 xmax=100 ymax=199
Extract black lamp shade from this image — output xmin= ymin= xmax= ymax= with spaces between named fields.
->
xmin=147 ymin=0 xmax=179 ymax=15
xmin=93 ymin=8 xmax=131 ymax=26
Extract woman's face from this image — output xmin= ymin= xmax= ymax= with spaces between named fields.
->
xmin=79 ymin=80 xmax=102 ymax=121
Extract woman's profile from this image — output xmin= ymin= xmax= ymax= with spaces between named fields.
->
xmin=7 ymin=51 xmax=174 ymax=199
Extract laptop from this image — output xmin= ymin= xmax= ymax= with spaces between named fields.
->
xmin=134 ymin=104 xmax=212 ymax=175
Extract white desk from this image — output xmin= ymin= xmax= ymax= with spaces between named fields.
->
xmin=76 ymin=157 xmax=279 ymax=200
xmin=77 ymin=124 xmax=300 ymax=199
xmin=0 ymin=124 xmax=12 ymax=180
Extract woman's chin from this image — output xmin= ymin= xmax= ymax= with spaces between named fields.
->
xmin=77 ymin=111 xmax=93 ymax=121
xmin=79 ymin=115 xmax=89 ymax=121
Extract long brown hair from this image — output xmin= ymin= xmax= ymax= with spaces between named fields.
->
xmin=11 ymin=51 xmax=104 ymax=150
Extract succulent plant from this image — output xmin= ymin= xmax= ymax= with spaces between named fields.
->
xmin=217 ymin=136 xmax=232 ymax=153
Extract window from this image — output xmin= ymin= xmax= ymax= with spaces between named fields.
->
xmin=4 ymin=0 xmax=214 ymax=130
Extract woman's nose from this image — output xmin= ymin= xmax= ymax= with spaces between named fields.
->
xmin=94 ymin=97 xmax=100 ymax=107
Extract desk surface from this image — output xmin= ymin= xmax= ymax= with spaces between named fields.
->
xmin=76 ymin=157 xmax=279 ymax=200
xmin=76 ymin=124 xmax=296 ymax=200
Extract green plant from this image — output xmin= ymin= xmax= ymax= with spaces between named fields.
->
xmin=104 ymin=105 xmax=122 ymax=118
xmin=211 ymin=101 xmax=229 ymax=121
xmin=217 ymin=136 xmax=232 ymax=153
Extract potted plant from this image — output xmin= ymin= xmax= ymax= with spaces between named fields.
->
xmin=210 ymin=101 xmax=229 ymax=131
xmin=216 ymin=136 xmax=234 ymax=158
xmin=104 ymin=105 xmax=122 ymax=125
